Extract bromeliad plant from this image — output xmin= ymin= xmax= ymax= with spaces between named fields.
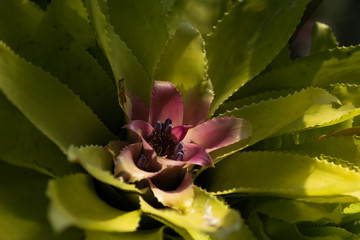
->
xmin=2 ymin=0 xmax=360 ymax=239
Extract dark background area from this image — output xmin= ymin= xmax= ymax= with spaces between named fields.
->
xmin=313 ymin=0 xmax=360 ymax=46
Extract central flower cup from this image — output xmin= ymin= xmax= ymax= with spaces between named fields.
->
xmin=109 ymin=81 xmax=251 ymax=209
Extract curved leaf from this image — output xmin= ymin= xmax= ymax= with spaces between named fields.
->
xmin=108 ymin=0 xmax=168 ymax=75
xmin=47 ymin=0 xmax=94 ymax=48
xmin=47 ymin=173 xmax=141 ymax=232
xmin=0 ymin=0 xmax=123 ymax=134
xmin=200 ymin=151 xmax=360 ymax=202
xmin=141 ymin=187 xmax=245 ymax=240
xmin=154 ymin=22 xmax=208 ymax=94
xmin=311 ymin=22 xmax=338 ymax=53
xmin=0 ymin=42 xmax=115 ymax=153
xmin=223 ymin=88 xmax=359 ymax=145
xmin=0 ymin=93 xmax=81 ymax=177
xmin=68 ymin=145 xmax=143 ymax=193
xmin=0 ymin=160 xmax=83 ymax=240
xmin=207 ymin=0 xmax=311 ymax=114
xmin=86 ymin=0 xmax=151 ymax=104
xmin=248 ymin=198 xmax=343 ymax=224
xmin=233 ymin=46 xmax=360 ymax=99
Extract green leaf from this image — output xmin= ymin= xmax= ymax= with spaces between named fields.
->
xmin=86 ymin=0 xmax=152 ymax=105
xmin=67 ymin=145 xmax=143 ymax=193
xmin=0 ymin=160 xmax=83 ymax=240
xmin=47 ymin=173 xmax=141 ymax=232
xmin=0 ymin=92 xmax=81 ymax=177
xmin=311 ymin=22 xmax=339 ymax=53
xmin=107 ymin=0 xmax=168 ymax=75
xmin=47 ymin=0 xmax=94 ymax=48
xmin=85 ymin=228 xmax=164 ymax=240
xmin=0 ymin=0 xmax=123 ymax=134
xmin=215 ymin=89 xmax=293 ymax=116
xmin=233 ymin=46 xmax=360 ymax=99
xmin=223 ymin=87 xmax=359 ymax=145
xmin=141 ymin=187 xmax=247 ymax=240
xmin=164 ymin=0 xmax=231 ymax=36
xmin=0 ymin=42 xmax=115 ymax=153
xmin=278 ymin=136 xmax=360 ymax=167
xmin=200 ymin=151 xmax=360 ymax=202
xmin=297 ymin=224 xmax=353 ymax=239
xmin=206 ymin=0 xmax=311 ymax=114
xmin=0 ymin=0 xmax=43 ymax=49
xmin=154 ymin=22 xmax=208 ymax=93
xmin=248 ymin=198 xmax=343 ymax=224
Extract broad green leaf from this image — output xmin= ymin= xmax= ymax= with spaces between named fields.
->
xmin=85 ymin=228 xmax=164 ymax=240
xmin=278 ymin=136 xmax=360 ymax=167
xmin=164 ymin=0 xmax=231 ymax=36
xmin=47 ymin=173 xmax=141 ymax=232
xmin=0 ymin=0 xmax=123 ymax=134
xmin=200 ymin=151 xmax=360 ymax=202
xmin=67 ymin=145 xmax=143 ymax=193
xmin=207 ymin=0 xmax=311 ymax=114
xmin=108 ymin=0 xmax=168 ymax=75
xmin=86 ymin=0 xmax=151 ymax=104
xmin=248 ymin=198 xmax=343 ymax=224
xmin=0 ymin=160 xmax=83 ymax=240
xmin=141 ymin=187 xmax=246 ymax=240
xmin=154 ymin=22 xmax=208 ymax=93
xmin=233 ymin=46 xmax=360 ymax=99
xmin=223 ymin=88 xmax=359 ymax=145
xmin=0 ymin=42 xmax=115 ymax=153
xmin=47 ymin=0 xmax=94 ymax=48
xmin=0 ymin=93 xmax=81 ymax=177
xmin=311 ymin=22 xmax=338 ymax=53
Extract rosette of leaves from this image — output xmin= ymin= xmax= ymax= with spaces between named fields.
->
xmin=1 ymin=0 xmax=360 ymax=239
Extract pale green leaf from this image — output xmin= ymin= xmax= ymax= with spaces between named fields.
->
xmin=0 ymin=0 xmax=123 ymax=134
xmin=141 ymin=187 xmax=243 ymax=240
xmin=0 ymin=42 xmax=115 ymax=153
xmin=47 ymin=0 xmax=94 ymax=48
xmin=47 ymin=173 xmax=141 ymax=232
xmin=200 ymin=151 xmax=360 ymax=202
xmin=207 ymin=0 xmax=311 ymax=114
xmin=67 ymin=145 xmax=143 ymax=193
xmin=223 ymin=88 xmax=358 ymax=145
xmin=85 ymin=228 xmax=164 ymax=240
xmin=311 ymin=22 xmax=339 ymax=53
xmin=154 ymin=22 xmax=208 ymax=93
xmin=0 ymin=92 xmax=81 ymax=177
xmin=108 ymin=0 xmax=168 ymax=75
xmin=165 ymin=0 xmax=231 ymax=36
xmin=0 ymin=160 xmax=83 ymax=240
xmin=233 ymin=46 xmax=360 ymax=99
xmin=86 ymin=0 xmax=151 ymax=104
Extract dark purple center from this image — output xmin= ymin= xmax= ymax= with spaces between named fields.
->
xmin=146 ymin=118 xmax=184 ymax=160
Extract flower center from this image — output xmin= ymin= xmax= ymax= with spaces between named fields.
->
xmin=146 ymin=118 xmax=184 ymax=160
